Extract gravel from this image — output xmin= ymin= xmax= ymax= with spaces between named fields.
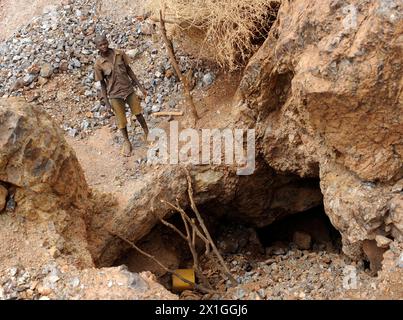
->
xmin=0 ymin=0 xmax=216 ymax=138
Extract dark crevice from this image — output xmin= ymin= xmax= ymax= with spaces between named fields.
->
xmin=110 ymin=173 xmax=347 ymax=294
xmin=257 ymin=204 xmax=342 ymax=252
xmin=250 ymin=2 xmax=281 ymax=46
xmin=0 ymin=181 xmax=17 ymax=213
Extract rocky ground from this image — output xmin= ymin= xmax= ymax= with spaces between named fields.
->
xmin=214 ymin=241 xmax=403 ymax=300
xmin=0 ymin=0 xmax=217 ymax=137
xmin=1 ymin=205 xmax=401 ymax=300
xmin=118 ymin=215 xmax=403 ymax=300
xmin=0 ymin=0 xmax=221 ymax=205
xmin=0 ymin=263 xmax=177 ymax=300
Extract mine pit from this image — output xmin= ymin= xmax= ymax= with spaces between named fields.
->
xmin=110 ymin=194 xmax=358 ymax=298
xmin=0 ymin=0 xmax=401 ymax=301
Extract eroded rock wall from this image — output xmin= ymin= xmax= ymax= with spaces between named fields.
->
xmin=0 ymin=98 xmax=177 ymax=299
xmin=236 ymin=0 xmax=403 ymax=258
xmin=0 ymin=97 xmax=92 ymax=268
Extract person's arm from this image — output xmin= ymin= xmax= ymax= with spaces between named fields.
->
xmin=123 ymin=52 xmax=147 ymax=97
xmin=94 ymin=62 xmax=111 ymax=110
xmin=127 ymin=66 xmax=147 ymax=97
xmin=100 ymin=80 xmax=111 ymax=110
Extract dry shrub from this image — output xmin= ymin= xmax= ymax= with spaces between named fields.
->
xmin=146 ymin=0 xmax=281 ymax=71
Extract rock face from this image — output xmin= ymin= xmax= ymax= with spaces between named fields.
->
xmin=0 ymin=97 xmax=92 ymax=269
xmin=89 ymin=165 xmax=238 ymax=266
xmin=0 ymin=97 xmax=88 ymax=201
xmin=236 ymin=0 xmax=403 ymax=259
xmin=0 ymin=98 xmax=178 ymax=299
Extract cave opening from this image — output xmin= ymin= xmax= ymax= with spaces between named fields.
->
xmin=256 ymin=205 xmax=342 ymax=253
xmin=107 ymin=161 xmax=348 ymax=294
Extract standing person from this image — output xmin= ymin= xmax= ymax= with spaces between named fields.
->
xmin=94 ymin=34 xmax=149 ymax=156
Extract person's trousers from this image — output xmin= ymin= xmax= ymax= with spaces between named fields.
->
xmin=110 ymin=92 xmax=142 ymax=129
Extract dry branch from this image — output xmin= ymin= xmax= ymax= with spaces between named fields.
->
xmin=147 ymin=0 xmax=281 ymax=70
xmin=184 ymin=167 xmax=237 ymax=285
xmin=160 ymin=200 xmax=213 ymax=289
xmin=149 ymin=16 xmax=195 ymax=28
xmin=160 ymin=218 xmax=187 ymax=241
xmin=159 ymin=10 xmax=199 ymax=121
xmin=161 ymin=200 xmax=210 ymax=246
xmin=152 ymin=111 xmax=184 ymax=117
xmin=107 ymin=229 xmax=216 ymax=294
xmin=160 ymin=169 xmax=237 ymax=287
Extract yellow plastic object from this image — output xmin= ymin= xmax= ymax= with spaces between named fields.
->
xmin=172 ymin=269 xmax=195 ymax=292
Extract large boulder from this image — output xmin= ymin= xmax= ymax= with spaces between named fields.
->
xmin=0 ymin=97 xmax=88 ymax=202
xmin=236 ymin=0 xmax=403 ymax=258
xmin=0 ymin=97 xmax=92 ymax=269
xmin=0 ymin=97 xmax=180 ymax=299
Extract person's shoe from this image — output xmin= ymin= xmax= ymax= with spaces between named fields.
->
xmin=121 ymin=140 xmax=132 ymax=156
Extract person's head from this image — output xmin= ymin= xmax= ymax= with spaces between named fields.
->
xmin=94 ymin=34 xmax=109 ymax=54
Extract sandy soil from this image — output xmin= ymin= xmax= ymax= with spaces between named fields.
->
xmin=66 ymin=126 xmax=149 ymax=211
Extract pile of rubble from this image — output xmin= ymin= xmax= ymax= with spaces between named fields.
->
xmin=0 ymin=0 xmax=216 ymax=137
xmin=0 ymin=263 xmax=177 ymax=300
xmin=200 ymin=243 xmax=403 ymax=301
xmin=192 ymin=224 xmax=403 ymax=300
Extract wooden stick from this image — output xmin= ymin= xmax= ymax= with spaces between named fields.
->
xmin=160 ymin=218 xmax=187 ymax=241
xmin=159 ymin=10 xmax=199 ymax=121
xmin=162 ymin=199 xmax=211 ymax=256
xmin=162 ymin=201 xmax=213 ymax=289
xmin=152 ymin=111 xmax=183 ymax=117
xmin=161 ymin=200 xmax=210 ymax=245
xmin=183 ymin=215 xmax=211 ymax=256
xmin=184 ymin=168 xmax=237 ymax=285
xmin=107 ymin=229 xmax=216 ymax=294
xmin=182 ymin=211 xmax=212 ymax=290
